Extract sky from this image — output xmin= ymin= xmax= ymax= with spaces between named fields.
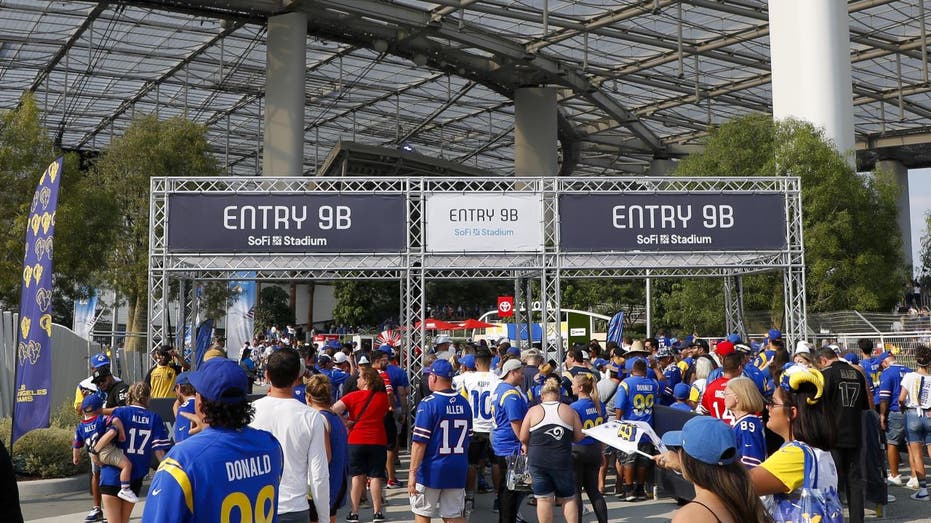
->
xmin=908 ymin=167 xmax=931 ymax=275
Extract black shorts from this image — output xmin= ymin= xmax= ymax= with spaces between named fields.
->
xmin=468 ymin=433 xmax=491 ymax=465
xmin=384 ymin=412 xmax=399 ymax=451
xmin=348 ymin=444 xmax=387 ymax=479
xmin=620 ymin=442 xmax=655 ymax=467
xmin=100 ymin=477 xmax=143 ymax=498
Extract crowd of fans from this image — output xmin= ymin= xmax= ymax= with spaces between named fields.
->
xmin=61 ymin=325 xmax=931 ymax=523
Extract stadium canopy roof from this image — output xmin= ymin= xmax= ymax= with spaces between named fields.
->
xmin=0 ymin=0 xmax=929 ymax=175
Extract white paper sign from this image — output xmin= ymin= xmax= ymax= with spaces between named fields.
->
xmin=424 ymin=193 xmax=543 ymax=252
xmin=582 ymin=419 xmax=667 ymax=457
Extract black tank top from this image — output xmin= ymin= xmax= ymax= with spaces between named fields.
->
xmin=528 ymin=401 xmax=573 ymax=470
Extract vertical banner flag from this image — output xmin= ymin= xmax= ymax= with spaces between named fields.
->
xmin=607 ymin=311 xmax=624 ymax=346
xmin=72 ymin=290 xmax=98 ymax=340
xmin=226 ymin=272 xmax=256 ymax=362
xmin=498 ymin=296 xmax=514 ymax=318
xmin=13 ymin=157 xmax=63 ymax=444
xmin=193 ymin=318 xmax=214 ymax=368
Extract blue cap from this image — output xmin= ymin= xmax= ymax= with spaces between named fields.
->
xmin=673 ymin=382 xmax=691 ymax=400
xmin=592 ymin=358 xmax=608 ymax=369
xmin=189 ymin=358 xmax=248 ymax=403
xmin=90 ymin=353 xmax=110 ymax=369
xmin=506 ymin=346 xmax=521 ymax=356
xmin=175 ymin=372 xmax=191 ymax=386
xmin=318 ymin=353 xmax=332 ymax=364
xmin=662 ymin=416 xmax=737 ymax=465
xmin=81 ymin=394 xmax=104 ymax=412
xmin=750 ymin=341 xmax=762 ymax=352
xmin=625 ymin=356 xmax=647 ymax=370
xmin=377 ymin=344 xmax=394 ymax=358
xmin=460 ymin=354 xmax=476 ymax=369
xmin=325 ymin=340 xmax=342 ymax=350
xmin=430 ymin=359 xmax=455 ymax=379
xmin=843 ymin=352 xmax=860 ymax=365
xmin=877 ymin=351 xmax=893 ymax=362
xmin=727 ymin=333 xmax=741 ymax=344
xmin=768 ymin=328 xmax=782 ymax=341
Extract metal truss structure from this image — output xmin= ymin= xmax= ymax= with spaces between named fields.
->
xmin=148 ymin=175 xmax=805 ymax=387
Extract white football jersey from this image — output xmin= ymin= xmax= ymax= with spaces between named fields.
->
xmin=454 ymin=371 xmax=501 ymax=433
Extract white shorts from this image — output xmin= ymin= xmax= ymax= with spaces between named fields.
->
xmin=410 ymin=484 xmax=466 ymax=519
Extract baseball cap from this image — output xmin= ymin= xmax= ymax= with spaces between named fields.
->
xmin=78 ymin=377 xmax=98 ymax=392
xmin=692 ymin=339 xmax=709 ymax=351
xmin=460 ymin=354 xmax=476 ymax=369
xmin=377 ymin=344 xmax=393 ymax=358
xmin=842 ymin=352 xmax=860 ymax=365
xmin=91 ymin=366 xmax=112 ymax=384
xmin=333 ymin=352 xmax=349 ymax=364
xmin=506 ymin=346 xmax=521 ymax=357
xmin=430 ymin=359 xmax=455 ymax=379
xmin=579 ymin=350 xmax=591 ymax=360
xmin=175 ymin=372 xmax=191 ymax=386
xmin=357 ymin=355 xmax=371 ymax=365
xmin=90 ymin=353 xmax=111 ymax=369
xmin=794 ymin=341 xmax=811 ymax=355
xmin=325 ymin=340 xmax=342 ymax=350
xmin=727 ymin=333 xmax=741 ymax=344
xmin=715 ymin=340 xmax=735 ymax=357
xmin=673 ymin=382 xmax=691 ymax=400
xmin=592 ymin=358 xmax=609 ymax=369
xmin=189 ymin=358 xmax=249 ymax=403
xmin=662 ymin=416 xmax=737 ymax=465
xmin=768 ymin=328 xmax=782 ymax=340
xmin=734 ymin=343 xmax=753 ymax=354
xmin=877 ymin=351 xmax=893 ymax=362
xmin=434 ymin=335 xmax=451 ymax=346
xmin=81 ymin=394 xmax=104 ymax=413
xmin=317 ymin=354 xmax=332 ymax=364
xmin=500 ymin=358 xmax=523 ymax=374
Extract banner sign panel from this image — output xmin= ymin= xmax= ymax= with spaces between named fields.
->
xmin=13 ymin=157 xmax=63 ymax=443
xmin=167 ymin=194 xmax=406 ymax=253
xmin=497 ymin=296 xmax=514 ymax=317
xmin=424 ymin=193 xmax=543 ymax=252
xmin=559 ymin=193 xmax=786 ymax=252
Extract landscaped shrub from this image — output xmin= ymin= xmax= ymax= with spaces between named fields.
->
xmin=13 ymin=426 xmax=88 ymax=478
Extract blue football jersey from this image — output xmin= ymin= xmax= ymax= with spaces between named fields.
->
xmin=293 ymin=383 xmax=307 ymax=404
xmin=73 ymin=415 xmax=106 ymax=450
xmin=879 ymin=364 xmax=912 ymax=412
xmin=660 ymin=364 xmax=683 ymax=406
xmin=615 ymin=375 xmax=660 ymax=425
xmin=732 ymin=413 xmax=766 ymax=468
xmin=491 ymin=382 xmax=527 ymax=456
xmin=100 ymin=405 xmax=171 ymax=486
xmin=173 ymin=399 xmax=196 ymax=443
xmin=412 ymin=390 xmax=473 ymax=489
xmin=570 ymin=397 xmax=603 ymax=446
xmin=142 ymin=426 xmax=284 ymax=523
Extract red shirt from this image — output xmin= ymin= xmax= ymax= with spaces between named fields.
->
xmin=701 ymin=376 xmax=734 ymax=424
xmin=340 ymin=389 xmax=390 ymax=445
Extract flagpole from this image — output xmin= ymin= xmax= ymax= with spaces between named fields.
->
xmin=10 ymin=310 xmax=22 ymax=459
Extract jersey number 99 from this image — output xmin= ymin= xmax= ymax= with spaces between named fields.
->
xmin=221 ymin=484 xmax=275 ymax=523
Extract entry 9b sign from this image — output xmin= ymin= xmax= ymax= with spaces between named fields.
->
xmin=559 ymin=193 xmax=787 ymax=252
xmin=166 ymin=194 xmax=406 ymax=253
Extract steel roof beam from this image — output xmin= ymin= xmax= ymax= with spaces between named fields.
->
xmin=28 ymin=2 xmax=109 ymax=93
xmin=396 ymin=81 xmax=477 ymax=144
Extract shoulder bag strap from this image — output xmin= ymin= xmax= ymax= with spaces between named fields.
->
xmin=353 ymin=390 xmax=377 ymax=422
xmin=797 ymin=441 xmax=818 ymax=490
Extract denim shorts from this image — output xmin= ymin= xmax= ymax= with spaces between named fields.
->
xmin=529 ymin=465 xmax=575 ymax=499
xmin=886 ymin=411 xmax=906 ymax=446
xmin=905 ymin=410 xmax=931 ymax=445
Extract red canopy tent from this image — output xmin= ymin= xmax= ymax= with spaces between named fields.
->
xmin=457 ymin=318 xmax=496 ymax=329
xmin=414 ymin=318 xmax=458 ymax=330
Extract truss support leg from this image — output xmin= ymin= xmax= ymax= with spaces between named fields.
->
xmin=723 ymin=275 xmax=747 ymax=340
xmin=541 ymin=268 xmax=562 ymax=364
xmin=514 ymin=87 xmax=557 ymax=176
xmin=263 ymin=12 xmax=306 ymax=176
xmin=513 ymin=275 xmax=524 ymax=345
xmin=783 ymin=265 xmax=808 ymax=345
xmin=402 ymin=266 xmax=425 ymax=441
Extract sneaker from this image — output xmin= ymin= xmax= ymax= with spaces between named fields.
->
xmin=907 ymin=476 xmax=920 ymax=490
xmin=888 ymin=474 xmax=904 ymax=486
xmin=386 ymin=479 xmax=404 ymax=489
xmin=515 ymin=514 xmax=529 ymax=523
xmin=85 ymin=506 xmax=103 ymax=522
xmin=346 ymin=513 xmax=360 ymax=523
xmin=625 ymin=487 xmax=637 ymax=503
xmin=478 ymin=476 xmax=493 ymax=493
xmin=888 ymin=493 xmax=897 ymax=503
xmin=527 ymin=496 xmax=537 ymax=506
xmin=911 ymin=490 xmax=930 ymax=501
xmin=373 ymin=511 xmax=386 ymax=523
xmin=117 ymin=487 xmax=140 ymax=503
xmin=493 ymin=497 xmax=499 ymax=513
xmin=635 ymin=486 xmax=647 ymax=501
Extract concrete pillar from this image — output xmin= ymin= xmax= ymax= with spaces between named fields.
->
xmin=877 ymin=159 xmax=913 ymax=268
xmin=514 ymin=87 xmax=557 ymax=177
xmin=263 ymin=12 xmax=306 ymax=176
xmin=649 ymin=158 xmax=677 ymax=176
xmin=768 ymin=0 xmax=855 ymax=164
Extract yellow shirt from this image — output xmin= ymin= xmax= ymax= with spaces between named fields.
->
xmin=149 ymin=364 xmax=177 ymax=398
xmin=759 ymin=443 xmax=838 ymax=494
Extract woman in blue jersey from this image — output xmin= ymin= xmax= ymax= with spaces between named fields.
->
xmin=92 ymin=382 xmax=170 ymax=523
xmin=723 ymin=377 xmax=767 ymax=468
xmin=570 ymin=374 xmax=608 ymax=523
xmin=307 ymin=374 xmax=350 ymax=523
xmin=519 ymin=377 xmax=584 ymax=523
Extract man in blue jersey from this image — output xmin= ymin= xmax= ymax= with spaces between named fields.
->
xmin=614 ymin=358 xmax=660 ymax=502
xmin=408 ymin=359 xmax=473 ymax=523
xmin=142 ymin=358 xmax=284 ymax=523
xmin=878 ymin=351 xmax=913 ymax=486
xmin=491 ymin=358 xmax=529 ymax=523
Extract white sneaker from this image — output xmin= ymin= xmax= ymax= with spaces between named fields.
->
xmin=887 ymin=474 xmax=903 ymax=486
xmin=84 ymin=506 xmax=103 ymax=522
xmin=907 ymin=476 xmax=920 ymax=489
xmin=911 ymin=490 xmax=930 ymax=501
xmin=887 ymin=493 xmax=897 ymax=503
xmin=117 ymin=487 xmax=140 ymax=503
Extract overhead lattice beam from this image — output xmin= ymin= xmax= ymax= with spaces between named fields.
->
xmin=28 ymin=2 xmax=109 ymax=93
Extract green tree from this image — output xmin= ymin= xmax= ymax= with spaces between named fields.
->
xmin=660 ymin=114 xmax=904 ymax=333
xmin=254 ymin=285 xmax=293 ymax=335
xmin=0 ymin=94 xmax=118 ymax=309
xmin=332 ymin=281 xmax=399 ymax=329
xmin=561 ymin=279 xmax=646 ymax=329
xmin=94 ymin=115 xmax=220 ymax=350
